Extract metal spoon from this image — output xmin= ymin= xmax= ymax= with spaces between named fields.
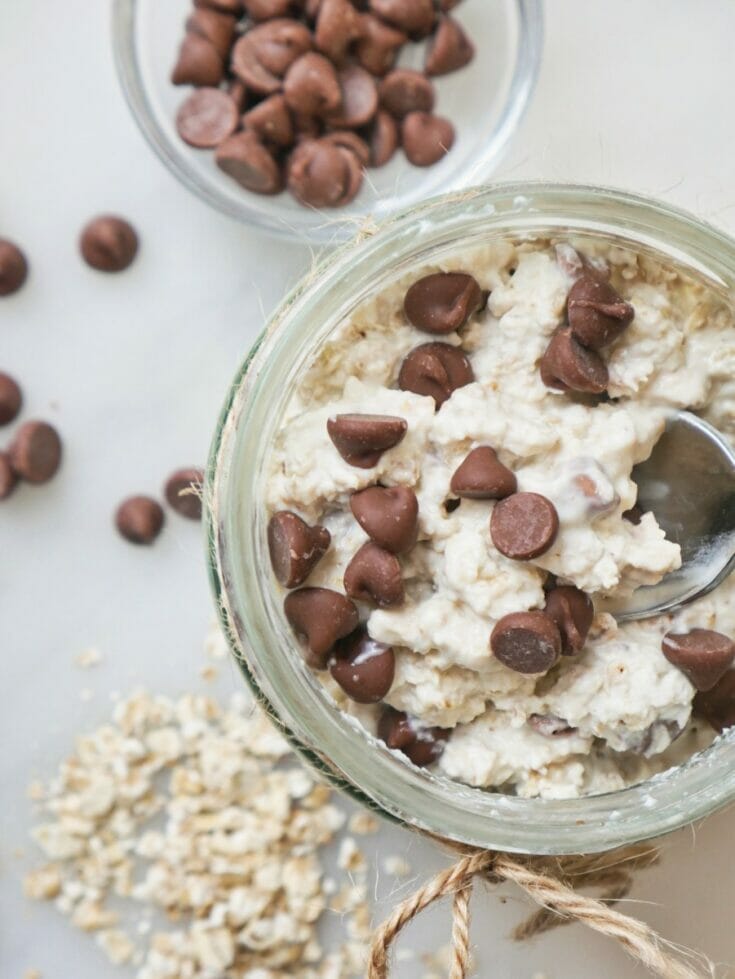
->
xmin=608 ymin=411 xmax=735 ymax=622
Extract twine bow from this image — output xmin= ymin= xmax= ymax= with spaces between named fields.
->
xmin=368 ymin=842 xmax=713 ymax=979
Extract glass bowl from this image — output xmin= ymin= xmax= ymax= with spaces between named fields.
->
xmin=112 ymin=0 xmax=543 ymax=244
xmin=206 ymin=182 xmax=735 ymax=854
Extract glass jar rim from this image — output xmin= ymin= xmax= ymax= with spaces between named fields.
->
xmin=206 ymin=182 xmax=735 ymax=855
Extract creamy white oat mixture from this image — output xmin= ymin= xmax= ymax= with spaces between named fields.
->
xmin=266 ymin=237 xmax=735 ymax=799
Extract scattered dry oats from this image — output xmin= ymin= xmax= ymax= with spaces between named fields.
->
xmin=23 ymin=970 xmax=42 ymax=979
xmin=74 ymin=648 xmax=102 ymax=669
xmin=25 ymin=689 xmax=371 ymax=978
xmin=348 ymin=811 xmax=379 ymax=836
xmin=382 ymin=855 xmax=411 ymax=878
xmin=199 ymin=664 xmax=218 ymax=683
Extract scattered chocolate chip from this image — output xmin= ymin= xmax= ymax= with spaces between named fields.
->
xmin=0 ymin=372 xmax=22 ymax=425
xmin=242 ymin=93 xmax=295 ymax=147
xmin=287 ymin=138 xmax=363 ymax=207
xmin=540 ymin=326 xmax=609 ymax=394
xmin=544 ymin=585 xmax=593 ymax=655
xmin=425 ymin=15 xmax=474 ymax=75
xmin=0 ymin=452 xmax=17 ymax=500
xmin=490 ymin=611 xmax=562 ymax=675
xmin=315 ymin=0 xmax=363 ymax=64
xmin=322 ymin=130 xmax=370 ymax=166
xmin=216 ymin=131 xmax=283 ymax=194
xmin=402 ymin=111 xmax=455 ymax=166
xmin=379 ymin=69 xmax=434 ymax=119
xmin=9 ymin=421 xmax=62 ymax=484
xmin=490 ymin=492 xmax=559 ymax=560
xmin=567 ymin=274 xmax=634 ymax=350
xmin=171 ymin=33 xmax=224 ymax=87
xmin=344 ymin=541 xmax=404 ymax=606
xmin=398 ymin=342 xmax=473 ymax=408
xmin=164 ymin=467 xmax=205 ymax=520
xmin=354 ymin=14 xmax=406 ymax=76
xmin=186 ymin=8 xmax=237 ymax=59
xmin=623 ymin=503 xmax=643 ymax=525
xmin=116 ymin=496 xmax=165 ymax=545
xmin=0 ymin=239 xmax=28 ymax=296
xmin=176 ymin=88 xmax=239 ymax=148
xmin=377 ymin=707 xmax=449 ymax=766
xmin=283 ymin=587 xmax=359 ymax=666
xmin=79 ymin=216 xmax=139 ymax=273
xmin=327 ymin=413 xmax=406 ymax=467
xmin=693 ymin=669 xmax=735 ymax=732
xmin=404 ymin=271 xmax=483 ymax=335
xmin=528 ymin=713 xmax=576 ymax=737
xmin=284 ymin=52 xmax=343 ymax=117
xmin=231 ymin=19 xmax=312 ymax=95
xmin=662 ymin=629 xmax=735 ymax=691
xmin=243 ymin=0 xmax=293 ymax=19
xmin=268 ymin=511 xmax=331 ymax=587
xmin=369 ymin=0 xmax=435 ymax=38
xmin=450 ymin=446 xmax=516 ymax=500
xmin=326 ymin=65 xmax=378 ymax=128
xmin=350 ymin=485 xmax=418 ymax=553
xmin=367 ymin=109 xmax=399 ymax=166
xmin=330 ymin=627 xmax=395 ymax=702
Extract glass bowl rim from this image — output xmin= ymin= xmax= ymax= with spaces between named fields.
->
xmin=111 ymin=0 xmax=544 ymax=244
xmin=205 ymin=181 xmax=735 ymax=854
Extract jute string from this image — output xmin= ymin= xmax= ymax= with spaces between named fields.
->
xmin=367 ymin=841 xmax=714 ymax=979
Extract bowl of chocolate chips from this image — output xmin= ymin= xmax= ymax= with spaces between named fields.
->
xmin=113 ymin=0 xmax=542 ymax=242
xmin=208 ymin=183 xmax=735 ymax=853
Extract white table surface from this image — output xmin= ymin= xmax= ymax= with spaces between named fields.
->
xmin=3 ymin=1 xmax=735 ymax=976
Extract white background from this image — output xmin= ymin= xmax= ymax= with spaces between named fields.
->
xmin=2 ymin=1 xmax=735 ymax=977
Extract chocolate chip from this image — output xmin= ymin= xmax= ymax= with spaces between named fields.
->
xmin=288 ymin=138 xmax=363 ymax=207
xmin=216 ymin=131 xmax=283 ymax=194
xmin=322 ymin=130 xmax=370 ymax=166
xmin=490 ymin=611 xmax=562 ymax=675
xmin=327 ymin=413 xmax=406 ymax=467
xmin=315 ymin=0 xmax=363 ymax=64
xmin=367 ymin=109 xmax=399 ymax=166
xmin=490 ymin=492 xmax=559 ymax=560
xmin=176 ymin=88 xmax=239 ymax=148
xmin=344 ymin=541 xmax=404 ymax=606
xmin=425 ymin=15 xmax=474 ymax=75
xmin=0 ymin=453 xmax=17 ymax=500
xmin=9 ymin=421 xmax=62 ymax=484
xmin=528 ymin=713 xmax=576 ymax=737
xmin=350 ymin=485 xmax=418 ymax=553
xmin=164 ymin=467 xmax=205 ymax=520
xmin=330 ymin=627 xmax=395 ymax=702
xmin=662 ymin=629 xmax=735 ymax=692
xmin=243 ymin=0 xmax=294 ymax=19
xmin=402 ymin=111 xmax=454 ymax=165
xmin=450 ymin=446 xmax=517 ymax=500
xmin=0 ymin=372 xmax=22 ymax=426
xmin=540 ymin=326 xmax=609 ymax=394
xmin=242 ymin=93 xmax=295 ymax=147
xmin=116 ymin=496 xmax=165 ymax=545
xmin=354 ymin=14 xmax=406 ymax=76
xmin=567 ymin=274 xmax=634 ymax=350
xmin=693 ymin=669 xmax=735 ymax=733
xmin=231 ymin=19 xmax=312 ymax=95
xmin=268 ymin=511 xmax=330 ymax=587
xmin=379 ymin=69 xmax=434 ymax=118
xmin=283 ymin=587 xmax=359 ymax=667
xmin=398 ymin=341 xmax=474 ymax=408
xmin=403 ymin=271 xmax=483 ymax=334
xmin=171 ymin=33 xmax=224 ymax=87
xmin=326 ymin=65 xmax=378 ymax=128
xmin=0 ymin=239 xmax=28 ymax=296
xmin=544 ymin=585 xmax=593 ymax=655
xmin=283 ymin=52 xmax=343 ymax=117
xmin=79 ymin=216 xmax=139 ymax=273
xmin=186 ymin=8 xmax=237 ymax=59
xmin=377 ymin=707 xmax=449 ymax=766
xmin=368 ymin=0 xmax=435 ymax=38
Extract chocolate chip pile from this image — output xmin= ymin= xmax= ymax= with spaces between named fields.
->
xmin=171 ymin=0 xmax=474 ymax=209
xmin=268 ymin=264 xmax=735 ymax=769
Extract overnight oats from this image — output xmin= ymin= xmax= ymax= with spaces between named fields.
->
xmin=263 ymin=234 xmax=735 ymax=800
